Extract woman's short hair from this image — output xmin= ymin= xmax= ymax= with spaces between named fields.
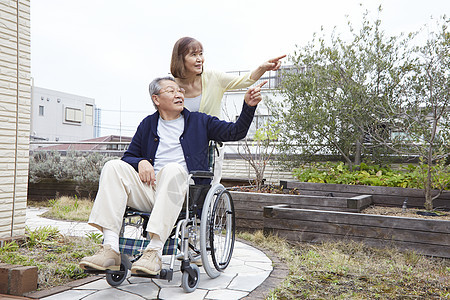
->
xmin=170 ymin=37 xmax=203 ymax=79
xmin=148 ymin=76 xmax=175 ymax=110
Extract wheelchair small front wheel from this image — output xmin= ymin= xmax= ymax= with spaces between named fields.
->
xmin=105 ymin=263 xmax=127 ymax=286
xmin=181 ymin=264 xmax=200 ymax=293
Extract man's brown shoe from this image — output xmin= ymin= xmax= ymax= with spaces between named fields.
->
xmin=79 ymin=244 xmax=121 ymax=271
xmin=131 ymin=249 xmax=162 ymax=275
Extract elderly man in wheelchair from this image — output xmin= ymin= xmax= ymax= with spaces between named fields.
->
xmin=79 ymin=76 xmax=266 ymax=291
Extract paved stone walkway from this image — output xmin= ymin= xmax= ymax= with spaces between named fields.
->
xmin=25 ymin=208 xmax=275 ymax=300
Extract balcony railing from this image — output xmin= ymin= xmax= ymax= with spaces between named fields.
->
xmin=225 ymin=65 xmax=302 ymax=91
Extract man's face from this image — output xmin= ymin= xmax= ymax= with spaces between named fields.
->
xmin=154 ymin=80 xmax=185 ymax=117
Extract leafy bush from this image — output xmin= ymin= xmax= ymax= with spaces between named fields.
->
xmin=25 ymin=226 xmax=62 ymax=249
xmin=85 ymin=232 xmax=103 ymax=244
xmin=28 ymin=151 xmax=68 ymax=182
xmin=292 ymin=161 xmax=448 ymax=189
xmin=29 ymin=151 xmax=116 ymax=196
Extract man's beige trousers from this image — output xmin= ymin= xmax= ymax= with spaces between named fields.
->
xmin=88 ymin=159 xmax=188 ymax=243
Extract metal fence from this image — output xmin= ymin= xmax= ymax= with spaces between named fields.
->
xmin=225 ymin=65 xmax=303 ymax=91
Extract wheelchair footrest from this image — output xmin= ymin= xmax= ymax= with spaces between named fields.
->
xmin=83 ymin=268 xmax=107 ymax=275
xmin=83 ymin=268 xmax=126 ymax=276
xmin=131 ymin=268 xmax=173 ymax=281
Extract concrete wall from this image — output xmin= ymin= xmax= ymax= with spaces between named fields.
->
xmin=0 ymin=0 xmax=31 ymax=239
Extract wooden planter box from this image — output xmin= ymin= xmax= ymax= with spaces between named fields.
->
xmin=263 ymin=204 xmax=450 ymax=258
xmin=27 ymin=179 xmax=97 ymax=201
xmin=282 ymin=181 xmax=450 ymax=209
xmin=231 ymin=191 xmax=372 ymax=232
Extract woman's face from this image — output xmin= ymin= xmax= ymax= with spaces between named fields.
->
xmin=184 ymin=46 xmax=204 ymax=76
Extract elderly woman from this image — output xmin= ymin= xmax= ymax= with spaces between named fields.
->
xmin=170 ymin=36 xmax=285 ymax=183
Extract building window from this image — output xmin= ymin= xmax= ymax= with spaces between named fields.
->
xmin=65 ymin=107 xmax=82 ymax=123
xmin=254 ymin=115 xmax=272 ymax=130
xmin=41 ymin=96 xmax=44 ymax=101
xmin=85 ymin=104 xmax=94 ymax=125
xmin=57 ymin=98 xmax=61 ymax=103
xmin=39 ymin=105 xmax=44 ymax=116
xmin=47 ymin=97 xmax=50 ymax=101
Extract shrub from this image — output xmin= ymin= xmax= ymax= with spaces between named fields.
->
xmin=29 ymin=151 xmax=68 ymax=182
xmin=29 ymin=151 xmax=116 ymax=197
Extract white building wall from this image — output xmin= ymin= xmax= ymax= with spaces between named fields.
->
xmin=221 ymin=157 xmax=295 ymax=184
xmin=219 ymin=88 xmax=294 ymax=183
xmin=0 ymin=0 xmax=31 ymax=239
xmin=221 ymin=89 xmax=284 ymax=137
xmin=30 ymin=86 xmax=96 ymax=142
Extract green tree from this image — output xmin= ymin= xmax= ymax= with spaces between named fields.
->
xmin=367 ymin=16 xmax=450 ymax=210
xmin=272 ymin=6 xmax=412 ymax=170
xmin=273 ymin=6 xmax=449 ymax=209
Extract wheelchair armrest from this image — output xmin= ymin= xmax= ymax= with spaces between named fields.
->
xmin=190 ymin=170 xmax=214 ymax=178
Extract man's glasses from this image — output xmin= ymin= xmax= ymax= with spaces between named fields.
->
xmin=159 ymin=87 xmax=185 ymax=95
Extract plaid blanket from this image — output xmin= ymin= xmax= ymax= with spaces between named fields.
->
xmin=119 ymin=237 xmax=179 ymax=256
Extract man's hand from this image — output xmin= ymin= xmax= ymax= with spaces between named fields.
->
xmin=138 ymin=159 xmax=156 ymax=186
xmin=244 ymin=81 xmax=267 ymax=107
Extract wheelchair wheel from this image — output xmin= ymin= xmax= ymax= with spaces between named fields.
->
xmin=105 ymin=263 xmax=127 ymax=286
xmin=210 ymin=188 xmax=235 ymax=271
xmin=181 ymin=264 xmax=200 ymax=293
xmin=200 ymin=184 xmax=235 ymax=278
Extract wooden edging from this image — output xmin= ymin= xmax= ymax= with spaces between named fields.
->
xmin=230 ymin=191 xmax=373 ymax=232
xmin=283 ymin=181 xmax=450 ymax=209
xmin=263 ymin=204 xmax=450 ymax=258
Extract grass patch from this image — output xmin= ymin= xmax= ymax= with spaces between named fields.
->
xmin=238 ymin=231 xmax=450 ymax=299
xmin=0 ymin=226 xmax=100 ymax=291
xmin=41 ymin=196 xmax=93 ymax=222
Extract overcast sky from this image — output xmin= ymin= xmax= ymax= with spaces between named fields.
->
xmin=30 ymin=0 xmax=450 ymax=137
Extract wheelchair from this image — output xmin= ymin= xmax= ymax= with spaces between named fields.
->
xmin=84 ymin=144 xmax=235 ymax=293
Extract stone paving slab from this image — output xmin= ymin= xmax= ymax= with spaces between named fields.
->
xmin=25 ymin=207 xmax=279 ymax=299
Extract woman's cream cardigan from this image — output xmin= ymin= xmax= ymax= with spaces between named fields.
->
xmin=199 ymin=69 xmax=256 ymax=117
